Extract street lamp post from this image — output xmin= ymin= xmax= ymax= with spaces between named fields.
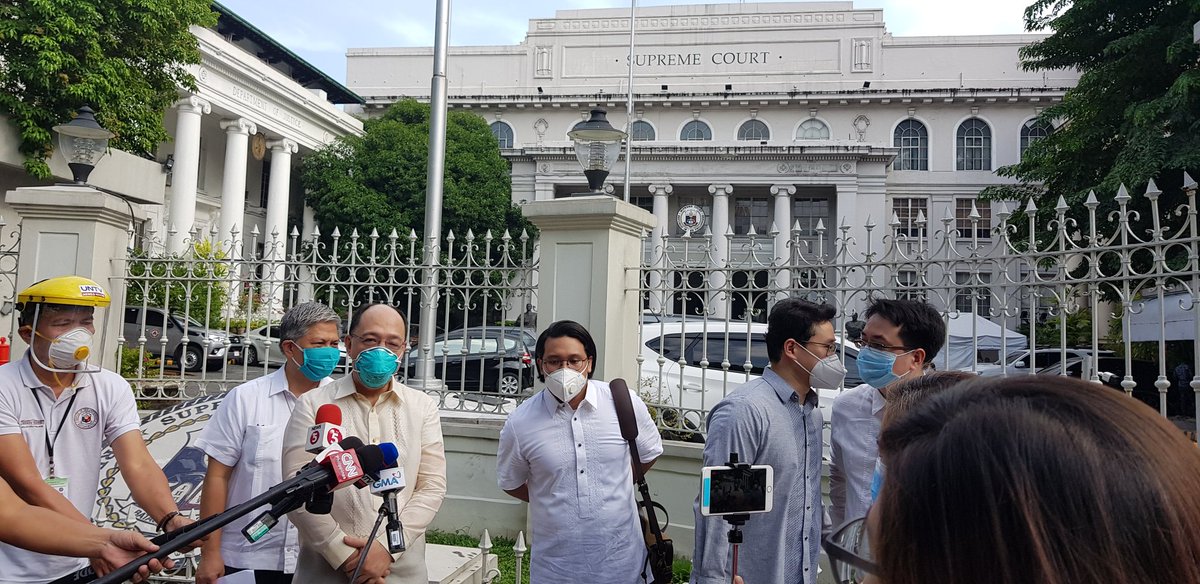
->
xmin=567 ymin=109 xmax=627 ymax=197
xmin=52 ymin=105 xmax=114 ymax=185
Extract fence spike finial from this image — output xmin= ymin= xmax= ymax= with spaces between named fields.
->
xmin=290 ymin=226 xmax=300 ymax=237
xmin=1084 ymin=190 xmax=1099 ymax=208
xmin=465 ymin=229 xmax=475 ymax=241
xmin=350 ymin=227 xmax=359 ymax=239
xmin=514 ymin=531 xmax=527 ymax=554
xmin=485 ymin=229 xmax=494 ymax=242
xmin=409 ymin=229 xmax=418 ymax=241
xmin=746 ymin=224 xmax=757 ymax=237
xmin=1115 ymin=184 xmax=1131 ymax=204
xmin=995 ymin=200 xmax=1010 ymax=221
xmin=1055 ymin=195 xmax=1069 ymax=214
xmin=969 ymin=201 xmax=981 ymax=220
xmin=942 ymin=207 xmax=955 ymax=223
xmin=792 ymin=219 xmax=803 ymax=233
xmin=447 ymin=230 xmax=456 ymax=242
xmin=915 ymin=209 xmax=927 ymax=225
xmin=251 ymin=224 xmax=261 ymax=236
xmin=389 ymin=228 xmax=399 ymax=240
xmin=1183 ymin=171 xmax=1197 ymax=191
xmin=479 ymin=528 xmax=493 ymax=553
xmin=816 ymin=218 xmax=826 ymax=233
xmin=767 ymin=221 xmax=779 ymax=236
xmin=1144 ymin=178 xmax=1161 ymax=200
xmin=889 ymin=212 xmax=901 ymax=227
xmin=865 ymin=214 xmax=875 ymax=229
xmin=330 ymin=226 xmax=340 ymax=238
xmin=370 ymin=227 xmax=380 ymax=239
xmin=725 ymin=224 xmax=734 ymax=236
xmin=1024 ymin=198 xmax=1038 ymax=215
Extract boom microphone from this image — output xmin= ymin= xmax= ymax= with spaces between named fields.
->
xmin=306 ymin=404 xmax=345 ymax=454
xmin=243 ymin=437 xmax=366 ymax=542
xmin=62 ymin=444 xmax=391 ymax=584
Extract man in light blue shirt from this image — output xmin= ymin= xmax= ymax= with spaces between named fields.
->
xmin=828 ymin=298 xmax=945 ymax=527
xmin=691 ymin=299 xmax=844 ymax=584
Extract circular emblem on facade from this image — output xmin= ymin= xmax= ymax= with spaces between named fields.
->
xmin=74 ymin=407 xmax=99 ymax=430
xmin=677 ymin=204 xmax=706 ymax=235
xmin=251 ymin=132 xmax=268 ymax=161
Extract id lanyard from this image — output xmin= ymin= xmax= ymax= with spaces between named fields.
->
xmin=32 ymin=387 xmax=80 ymax=478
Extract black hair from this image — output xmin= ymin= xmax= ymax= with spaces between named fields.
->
xmin=765 ymin=298 xmax=837 ymax=363
xmin=18 ymin=303 xmax=88 ymax=328
xmin=534 ymin=320 xmax=597 ymax=382
xmin=865 ymin=298 xmax=947 ymax=363
xmin=347 ymin=303 xmax=408 ymax=336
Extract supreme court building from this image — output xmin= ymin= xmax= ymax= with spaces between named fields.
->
xmin=346 ymin=1 xmax=1079 ymax=303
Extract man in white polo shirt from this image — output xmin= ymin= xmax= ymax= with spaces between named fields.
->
xmin=0 ymin=276 xmax=193 ymax=584
xmin=195 ymin=302 xmax=342 ymax=584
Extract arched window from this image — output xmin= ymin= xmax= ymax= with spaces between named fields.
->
xmin=893 ymin=119 xmax=928 ymax=171
xmin=680 ymin=120 xmax=712 ymax=141
xmin=737 ymin=119 xmax=770 ymax=141
xmin=490 ymin=122 xmax=513 ymax=148
xmin=630 ymin=120 xmax=656 ymax=141
xmin=795 ymin=119 xmax=830 ymax=140
xmin=1020 ymin=119 xmax=1052 ymax=157
xmin=956 ymin=119 xmax=991 ymax=171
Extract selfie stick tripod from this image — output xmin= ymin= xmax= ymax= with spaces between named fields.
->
xmin=723 ymin=453 xmax=751 ymax=584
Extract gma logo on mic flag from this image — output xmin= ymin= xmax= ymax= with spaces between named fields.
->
xmin=371 ymin=467 xmax=406 ymax=493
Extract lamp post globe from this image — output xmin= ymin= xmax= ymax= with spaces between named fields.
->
xmin=52 ymin=105 xmax=115 ymax=185
xmin=567 ymin=109 xmax=627 ymax=196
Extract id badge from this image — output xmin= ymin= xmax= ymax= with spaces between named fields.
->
xmin=45 ymin=476 xmax=69 ymax=500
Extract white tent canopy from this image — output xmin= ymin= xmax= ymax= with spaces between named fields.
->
xmin=1129 ymin=292 xmax=1199 ymax=342
xmin=942 ymin=312 xmax=1029 ymax=370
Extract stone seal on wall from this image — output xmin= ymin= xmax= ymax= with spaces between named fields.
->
xmin=677 ymin=204 xmax=706 ymax=235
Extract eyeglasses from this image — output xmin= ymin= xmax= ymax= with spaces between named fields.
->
xmin=800 ymin=340 xmax=838 ymax=357
xmin=349 ymin=334 xmax=406 ymax=353
xmin=541 ymin=357 xmax=589 ymax=370
xmin=854 ymin=337 xmax=912 ymax=354
xmin=822 ymin=516 xmax=878 ymax=584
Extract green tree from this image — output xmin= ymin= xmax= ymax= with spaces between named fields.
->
xmin=299 ymin=99 xmax=533 ymax=243
xmin=0 ymin=0 xmax=216 ymax=178
xmin=126 ymin=240 xmax=230 ymax=328
xmin=982 ymin=0 xmax=1200 ymax=249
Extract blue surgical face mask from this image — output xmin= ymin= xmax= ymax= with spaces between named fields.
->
xmin=292 ymin=343 xmax=341 ymax=382
xmin=870 ymin=458 xmax=886 ymax=503
xmin=857 ymin=345 xmax=913 ymax=389
xmin=354 ymin=346 xmax=399 ymax=388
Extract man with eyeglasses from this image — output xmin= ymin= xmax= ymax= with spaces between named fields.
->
xmin=282 ymin=303 xmax=447 ymax=584
xmin=828 ymin=298 xmax=945 ymax=528
xmin=496 ymin=320 xmax=663 ymax=583
xmin=691 ymin=299 xmax=843 ymax=584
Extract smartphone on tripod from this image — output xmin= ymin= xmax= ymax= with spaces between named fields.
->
xmin=700 ymin=464 xmax=774 ymax=516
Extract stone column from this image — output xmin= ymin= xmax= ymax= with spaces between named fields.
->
xmin=297 ymin=204 xmax=317 ymax=303
xmin=218 ymin=118 xmax=256 ymax=256
xmin=647 ymin=184 xmax=672 ymax=313
xmin=708 ymin=184 xmax=732 ymax=319
xmin=7 ymin=186 xmax=144 ymax=371
xmin=265 ymin=139 xmax=298 ymax=316
xmin=166 ymin=96 xmax=210 ymax=254
xmin=771 ymin=184 xmax=796 ymax=299
xmin=522 ymin=196 xmax=655 ymax=382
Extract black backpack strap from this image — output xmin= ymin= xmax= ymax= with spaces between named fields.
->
xmin=610 ymin=379 xmax=667 ymax=541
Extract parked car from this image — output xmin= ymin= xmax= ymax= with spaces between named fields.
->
xmin=122 ymin=307 xmax=229 ymax=372
xmin=241 ymin=325 xmax=347 ymax=368
xmin=980 ymin=348 xmax=1114 ymax=377
xmin=405 ymin=327 xmax=537 ymax=395
xmin=639 ymin=321 xmax=864 ymax=425
xmin=1036 ymin=357 xmax=1194 ymax=416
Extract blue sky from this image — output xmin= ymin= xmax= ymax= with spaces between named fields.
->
xmin=216 ymin=0 xmax=1037 ymax=84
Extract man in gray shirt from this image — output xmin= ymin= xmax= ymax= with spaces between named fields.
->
xmin=691 ymin=299 xmax=844 ymax=584
xmin=828 ymin=298 xmax=946 ymax=528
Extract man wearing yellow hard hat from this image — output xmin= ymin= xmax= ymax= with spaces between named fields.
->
xmin=0 ymin=275 xmax=195 ymax=583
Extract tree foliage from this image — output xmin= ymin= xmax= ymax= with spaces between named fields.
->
xmin=982 ymin=0 xmax=1200 ymax=240
xmin=0 ymin=0 xmax=216 ymax=178
xmin=299 ymin=99 xmax=533 ymax=245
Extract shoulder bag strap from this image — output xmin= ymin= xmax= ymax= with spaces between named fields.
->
xmin=610 ymin=379 xmax=668 ymax=543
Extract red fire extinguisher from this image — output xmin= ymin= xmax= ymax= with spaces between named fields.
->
xmin=0 ymin=337 xmax=10 ymax=366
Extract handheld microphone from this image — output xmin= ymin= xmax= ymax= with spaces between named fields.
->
xmin=305 ymin=436 xmax=365 ymax=514
xmin=306 ymin=404 xmax=345 ymax=454
xmin=241 ymin=442 xmax=384 ymax=544
xmin=370 ymin=466 xmax=407 ymax=553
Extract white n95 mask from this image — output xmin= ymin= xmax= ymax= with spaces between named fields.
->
xmin=545 ymin=367 xmax=587 ymax=402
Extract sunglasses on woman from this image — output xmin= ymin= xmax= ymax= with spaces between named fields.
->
xmin=822 ymin=515 xmax=879 ymax=584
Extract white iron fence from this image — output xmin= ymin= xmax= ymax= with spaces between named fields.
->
xmin=117 ymin=179 xmax=1200 ymax=441
xmin=636 ymin=178 xmax=1200 ymax=439
xmin=118 ymin=222 xmax=537 ymax=416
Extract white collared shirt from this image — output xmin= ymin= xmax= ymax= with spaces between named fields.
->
xmin=828 ymin=382 xmax=886 ymax=527
xmin=497 ymin=380 xmax=664 ymax=584
xmin=0 ymin=354 xmax=140 ymax=584
xmin=194 ymin=368 xmax=331 ymax=572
